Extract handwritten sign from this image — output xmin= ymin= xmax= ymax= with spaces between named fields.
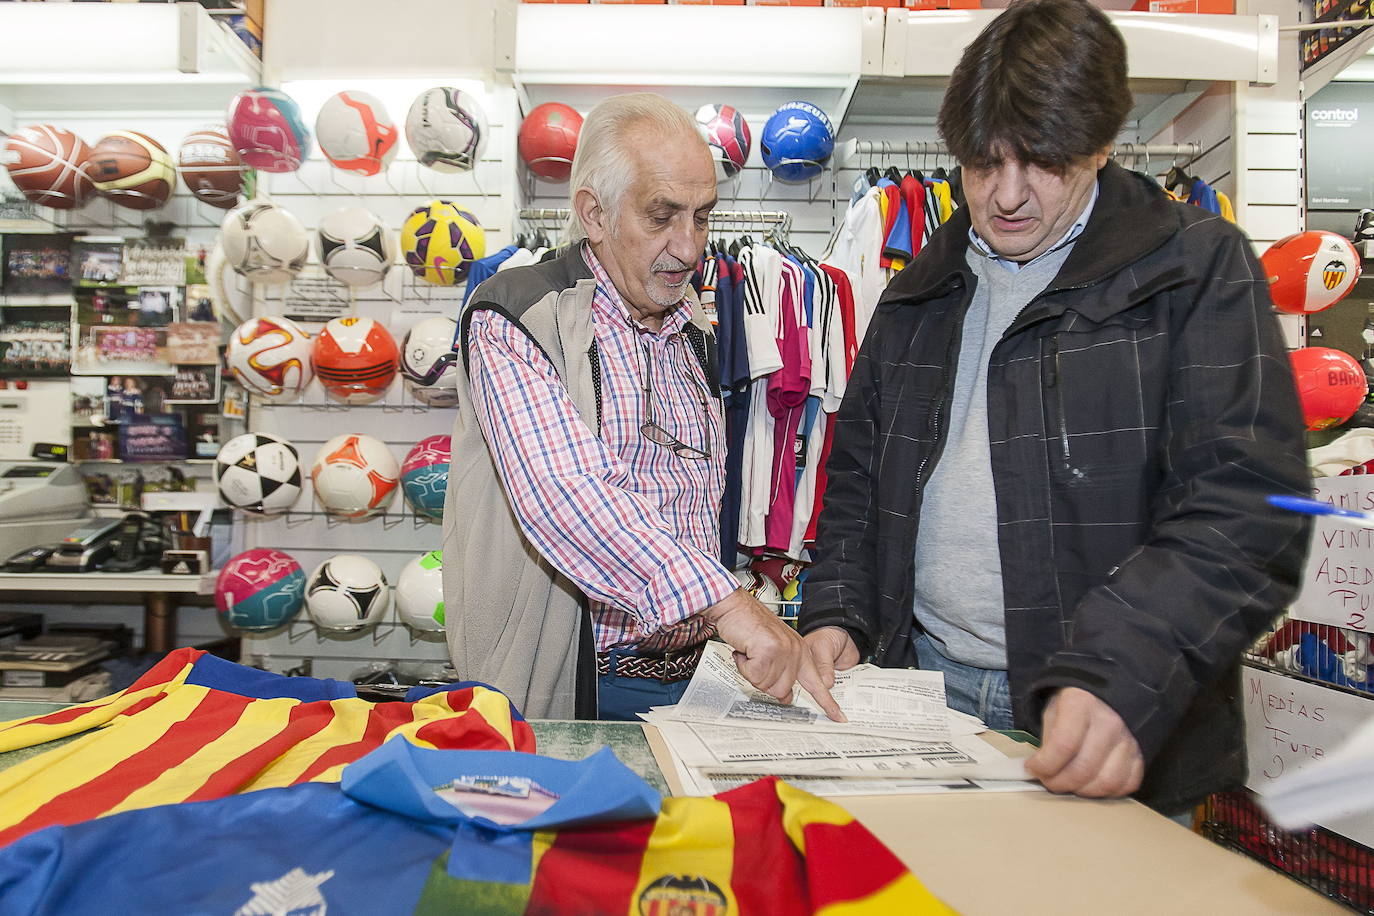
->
xmin=1244 ymin=665 xmax=1374 ymax=845
xmin=1290 ymin=476 xmax=1374 ymax=631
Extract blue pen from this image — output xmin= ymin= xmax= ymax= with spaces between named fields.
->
xmin=1267 ymin=494 xmax=1374 ymax=529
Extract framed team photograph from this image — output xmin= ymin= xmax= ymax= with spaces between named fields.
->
xmin=166 ymin=365 xmax=222 ymax=405
xmin=72 ymin=238 xmax=125 ymax=287
xmin=72 ymin=325 xmax=172 ymax=376
xmin=165 ymin=322 xmax=220 ymax=365
xmin=1 ymin=233 xmax=73 ymax=296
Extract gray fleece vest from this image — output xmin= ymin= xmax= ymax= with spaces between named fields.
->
xmin=442 ymin=247 xmax=716 ymax=719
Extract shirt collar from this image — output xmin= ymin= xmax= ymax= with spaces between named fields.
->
xmin=582 ymin=241 xmax=691 ymax=337
xmin=969 ymin=179 xmax=1098 ymax=273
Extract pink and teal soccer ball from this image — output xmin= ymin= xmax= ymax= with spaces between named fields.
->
xmin=227 ymin=87 xmax=311 ymax=172
xmin=401 ymin=435 xmax=451 ymax=521
xmin=215 ymin=548 xmax=306 ymax=631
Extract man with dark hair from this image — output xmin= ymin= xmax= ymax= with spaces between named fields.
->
xmin=801 ymin=0 xmax=1311 ymax=814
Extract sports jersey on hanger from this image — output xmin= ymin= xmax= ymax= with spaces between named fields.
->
xmin=0 ymin=739 xmax=952 ymax=915
xmin=0 ymin=648 xmax=534 ymax=846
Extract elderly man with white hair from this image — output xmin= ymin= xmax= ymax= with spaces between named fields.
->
xmin=441 ymin=93 xmax=842 ymax=722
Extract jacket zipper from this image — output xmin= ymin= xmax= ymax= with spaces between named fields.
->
xmin=1044 ymin=334 xmax=1071 ymax=467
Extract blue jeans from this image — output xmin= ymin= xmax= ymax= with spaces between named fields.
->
xmin=597 ymin=652 xmax=691 ymax=722
xmin=915 ymin=633 xmax=1015 ymax=731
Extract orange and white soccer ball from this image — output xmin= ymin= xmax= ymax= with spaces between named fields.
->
xmin=312 ymin=316 xmax=399 ymax=405
xmin=315 ymin=90 xmax=399 ymax=177
xmin=310 ymin=433 xmax=399 ymax=518
xmin=225 ymin=316 xmax=314 ymax=403
xmin=1262 ymin=230 xmax=1361 ymax=315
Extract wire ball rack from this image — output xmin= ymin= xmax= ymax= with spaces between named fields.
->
xmin=515 ymin=207 xmax=795 ymax=240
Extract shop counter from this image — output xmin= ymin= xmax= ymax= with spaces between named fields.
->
xmin=0 ymin=701 xmax=1344 ymax=914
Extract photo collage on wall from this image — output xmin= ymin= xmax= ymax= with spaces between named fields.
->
xmin=0 ymin=233 xmax=229 ymax=462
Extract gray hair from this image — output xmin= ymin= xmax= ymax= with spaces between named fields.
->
xmin=565 ymin=93 xmax=702 ymax=242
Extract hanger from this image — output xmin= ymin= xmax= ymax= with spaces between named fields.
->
xmin=884 ymin=165 xmax=903 ymax=185
xmin=865 ymin=166 xmax=881 ymax=188
xmin=1164 ymin=165 xmax=1194 ymax=194
xmin=534 ymin=229 xmax=550 ymax=249
xmin=515 ymin=232 xmax=530 ymax=249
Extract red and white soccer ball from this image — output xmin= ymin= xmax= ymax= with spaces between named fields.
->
xmin=517 ymin=102 xmax=582 ymax=181
xmin=695 ymin=104 xmax=752 ymax=182
xmin=315 ymin=90 xmax=399 ymax=177
xmin=310 ymin=433 xmax=400 ymax=518
xmin=225 ymin=316 xmax=314 ymax=403
xmin=1291 ymin=346 xmax=1369 ymax=431
xmin=312 ymin=316 xmax=399 ymax=405
xmin=1262 ymin=230 xmax=1361 ymax=315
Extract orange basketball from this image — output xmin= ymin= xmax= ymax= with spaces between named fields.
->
xmin=179 ymin=127 xmax=244 ymax=210
xmin=1 ymin=125 xmax=93 ymax=209
xmin=86 ymin=130 xmax=176 ymax=210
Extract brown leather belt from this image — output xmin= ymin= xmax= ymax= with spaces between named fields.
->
xmin=596 ymin=642 xmax=706 ymax=683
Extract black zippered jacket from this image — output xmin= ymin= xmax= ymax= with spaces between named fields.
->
xmin=799 ymin=161 xmax=1313 ymax=812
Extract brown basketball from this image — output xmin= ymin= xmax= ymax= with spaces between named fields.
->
xmin=86 ymin=130 xmax=175 ymax=210
xmin=179 ymin=127 xmax=244 ymax=210
xmin=1 ymin=124 xmax=94 ymax=209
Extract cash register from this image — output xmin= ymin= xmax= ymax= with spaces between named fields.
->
xmin=0 ymin=461 xmax=91 ymax=565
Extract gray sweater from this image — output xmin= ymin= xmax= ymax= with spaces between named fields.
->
xmin=911 ymin=241 xmax=1074 ymax=669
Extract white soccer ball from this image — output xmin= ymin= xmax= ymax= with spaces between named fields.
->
xmin=396 ymin=549 xmax=445 ymax=633
xmin=315 ymin=90 xmax=399 ymax=177
xmin=225 ymin=316 xmax=314 ymax=403
xmin=215 ymin=432 xmax=303 ymax=515
xmin=317 ymin=206 xmax=393 ymax=288
xmin=220 ymin=201 xmax=310 ymax=285
xmin=310 ymin=433 xmax=399 ymax=519
xmin=305 ymin=554 xmax=390 ymax=632
xmin=399 ymin=316 xmax=459 ymax=407
xmin=405 ymin=87 xmax=488 ymax=173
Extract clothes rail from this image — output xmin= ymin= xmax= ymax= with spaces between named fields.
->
xmin=836 ymin=139 xmax=1203 ymax=169
xmin=516 ymin=207 xmax=793 ymax=238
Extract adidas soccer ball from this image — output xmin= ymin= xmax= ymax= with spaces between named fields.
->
xmin=306 ymin=554 xmax=390 ymax=632
xmin=215 ymin=432 xmax=302 ymax=515
xmin=216 ymin=548 xmax=306 ymax=632
xmin=406 ymin=87 xmax=488 ymax=173
xmin=225 ymin=316 xmax=314 ymax=403
xmin=1262 ymin=230 xmax=1361 ymax=315
xmin=401 ymin=201 xmax=485 ymax=286
xmin=733 ymin=567 xmax=783 ymax=608
xmin=399 ymin=316 xmax=459 ymax=407
xmin=220 ymin=202 xmax=310 ymax=285
xmin=227 ymin=87 xmax=311 ymax=173
xmin=396 ymin=550 xmax=445 ymax=632
xmin=312 ymin=316 xmax=399 ymax=404
xmin=318 ymin=207 xmax=394 ymax=288
xmin=760 ymin=101 xmax=834 ymax=184
xmin=315 ymin=90 xmax=399 ymax=177
xmin=1291 ymin=346 xmax=1369 ymax=431
xmin=401 ymin=435 xmax=451 ymax=522
xmin=310 ymin=432 xmax=399 ymax=518
xmin=695 ymin=104 xmax=751 ymax=182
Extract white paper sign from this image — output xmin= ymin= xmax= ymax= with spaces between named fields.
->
xmin=1290 ymin=475 xmax=1374 ymax=631
xmin=1243 ymin=665 xmax=1374 ymax=846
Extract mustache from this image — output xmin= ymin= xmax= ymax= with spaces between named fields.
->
xmin=652 ymin=255 xmax=692 ymax=273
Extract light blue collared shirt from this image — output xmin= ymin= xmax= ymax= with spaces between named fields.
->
xmin=969 ymin=180 xmax=1099 ymax=273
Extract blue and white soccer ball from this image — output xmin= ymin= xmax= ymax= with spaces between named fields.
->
xmin=759 ymin=101 xmax=834 ymax=184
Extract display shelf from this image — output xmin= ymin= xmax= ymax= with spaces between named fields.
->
xmin=0 ymin=568 xmax=215 ymax=595
xmin=0 ymin=1 xmax=261 ymax=114
xmin=513 ymin=5 xmax=884 ymax=127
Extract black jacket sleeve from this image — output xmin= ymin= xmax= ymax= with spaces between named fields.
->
xmin=1029 ymin=227 xmax=1313 ymax=763
xmin=798 ymin=327 xmax=885 ymax=657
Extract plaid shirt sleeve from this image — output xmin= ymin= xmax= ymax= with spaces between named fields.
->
xmin=466 ymin=309 xmax=738 ymax=638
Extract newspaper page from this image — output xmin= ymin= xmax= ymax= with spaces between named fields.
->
xmin=665 ymin=641 xmax=954 ymax=741
xmin=652 ymin=720 xmax=1028 ymax=780
xmin=686 ymin=770 xmax=1039 ymax=798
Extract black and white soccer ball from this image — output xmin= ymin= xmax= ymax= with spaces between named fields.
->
xmin=214 ymin=432 xmax=303 ymax=515
xmin=317 ymin=206 xmax=393 ymax=288
xmin=305 ymin=554 xmax=390 ymax=632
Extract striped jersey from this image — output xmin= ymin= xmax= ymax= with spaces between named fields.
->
xmin=0 ymin=648 xmax=534 ymax=846
xmin=0 ymin=739 xmax=955 ymax=915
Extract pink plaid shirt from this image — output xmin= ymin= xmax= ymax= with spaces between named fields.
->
xmin=466 ymin=244 xmax=736 ymax=652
